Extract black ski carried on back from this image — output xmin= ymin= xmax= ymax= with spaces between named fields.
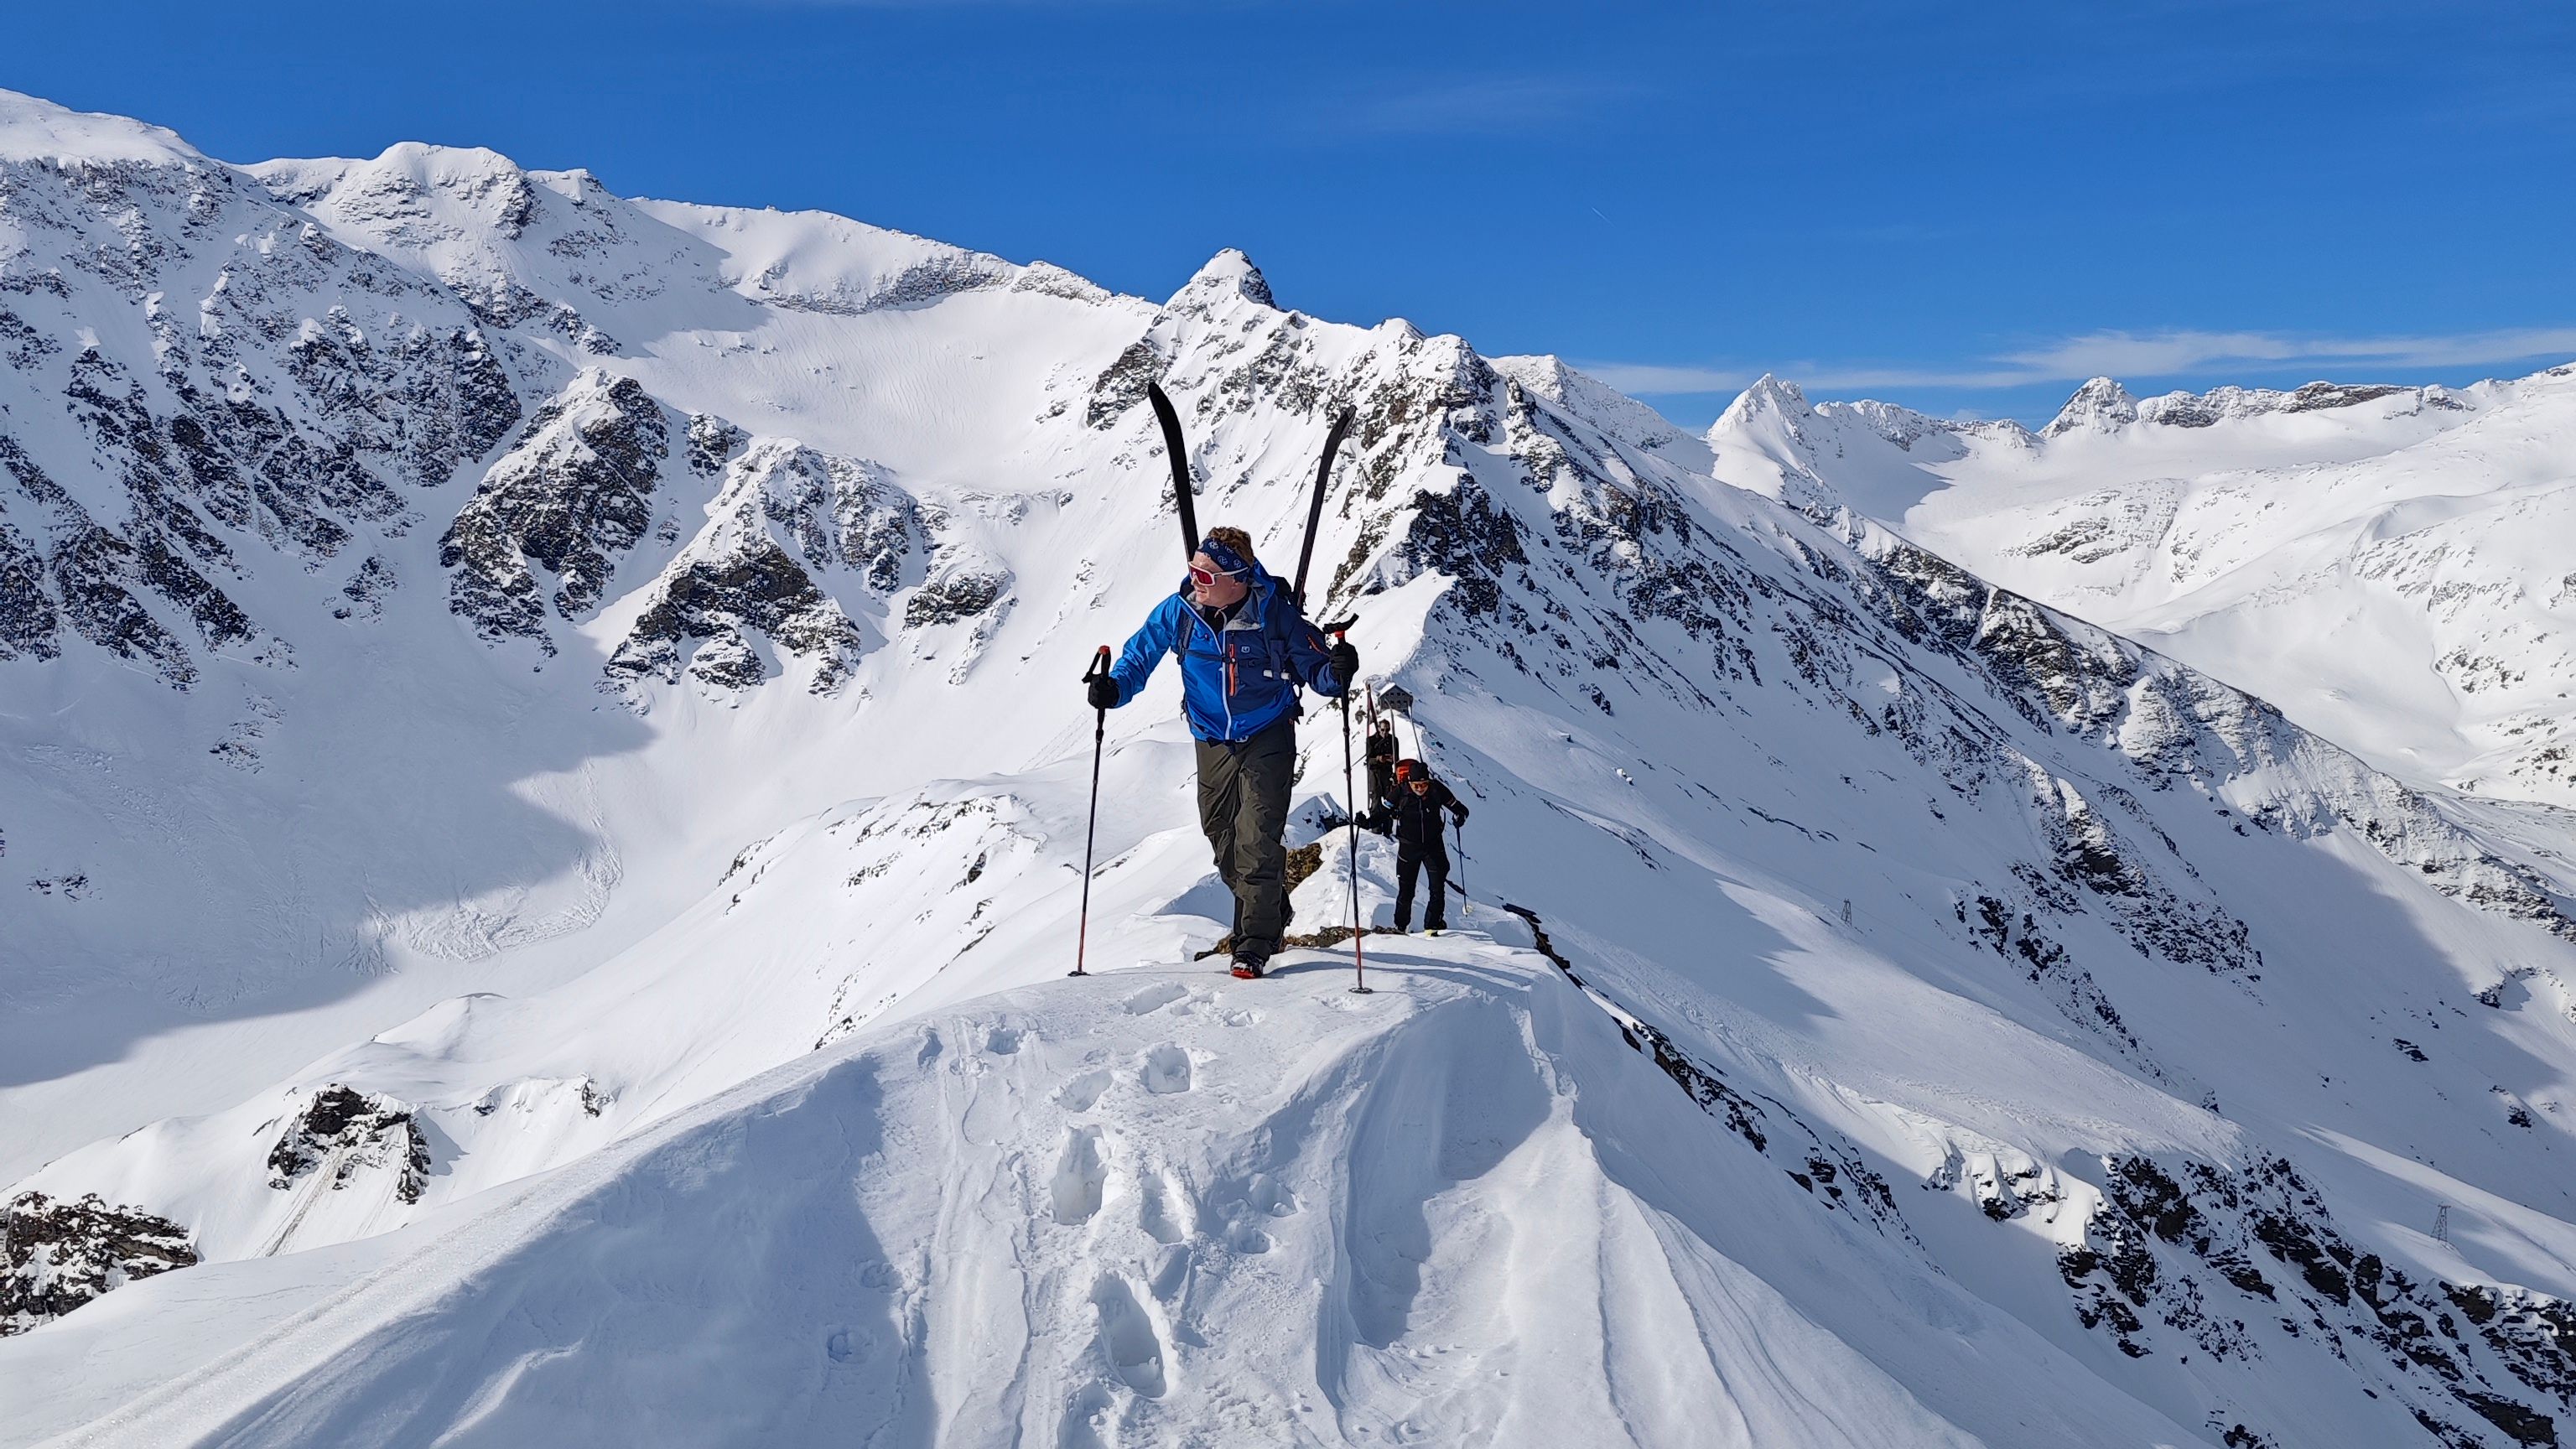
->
xmin=1146 ymin=382 xmax=1199 ymax=559
xmin=1291 ymin=402 xmax=1356 ymax=612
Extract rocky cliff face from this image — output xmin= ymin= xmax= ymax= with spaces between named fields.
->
xmin=264 ymin=1085 xmax=430 ymax=1207
xmin=2 ymin=1191 xmax=196 ymax=1337
xmin=0 ymin=117 xmax=520 ymax=688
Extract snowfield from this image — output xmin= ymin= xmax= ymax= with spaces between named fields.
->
xmin=24 ymin=944 xmax=2102 ymax=1449
xmin=1705 ymin=370 xmax=2576 ymax=808
xmin=8 ymin=86 xmax=2576 ymax=1448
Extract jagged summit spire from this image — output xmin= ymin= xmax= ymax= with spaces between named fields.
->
xmin=1170 ymin=248 xmax=1275 ymax=310
xmin=2042 ymin=376 xmax=2139 ymax=438
xmin=1714 ymin=372 xmax=1813 ymax=432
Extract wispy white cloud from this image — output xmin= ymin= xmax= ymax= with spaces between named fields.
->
xmin=1328 ymin=75 xmax=1633 ymax=138
xmin=2000 ymin=326 xmax=2576 ymax=377
xmin=1583 ymin=326 xmax=2576 ymax=397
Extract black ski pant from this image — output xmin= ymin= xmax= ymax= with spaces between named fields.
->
xmin=1196 ymin=714 xmax=1296 ymax=961
xmin=1393 ymin=844 xmax=1450 ymax=932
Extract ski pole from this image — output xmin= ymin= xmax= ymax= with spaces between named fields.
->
xmin=1342 ymin=647 xmax=1369 ymax=995
xmin=1069 ymin=645 xmax=1112 ymax=978
xmin=1453 ymin=816 xmax=1471 ymax=923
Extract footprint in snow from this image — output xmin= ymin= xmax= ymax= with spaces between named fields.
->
xmin=1089 ymin=1274 xmax=1169 ymax=1399
xmin=1140 ymin=1044 xmax=1194 ymax=1094
xmin=1140 ymin=1168 xmax=1189 ymax=1246
xmin=1051 ymin=1125 xmax=1108 ymax=1225
xmin=1120 ymin=981 xmax=1190 ymax=1015
xmin=1244 ymin=1171 xmax=1298 ymax=1217
xmin=987 ymin=1025 xmax=1023 ymax=1055
xmin=1056 ymin=1067 xmax=1112 ymax=1112
xmin=1057 ymin=1381 xmax=1114 ymax=1449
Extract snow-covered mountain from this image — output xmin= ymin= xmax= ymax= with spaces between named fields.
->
xmin=10 ymin=89 xmax=2576 ymax=1449
xmin=1706 ymin=366 xmax=2576 ymax=809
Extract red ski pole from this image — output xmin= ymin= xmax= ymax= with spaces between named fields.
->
xmin=1341 ymin=640 xmax=1369 ymax=995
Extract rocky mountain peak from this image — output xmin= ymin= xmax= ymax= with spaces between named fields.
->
xmin=1170 ymin=247 xmax=1275 ymax=310
xmin=2041 ymin=375 xmax=2140 ymax=437
xmin=1713 ymin=372 xmax=1813 ymax=432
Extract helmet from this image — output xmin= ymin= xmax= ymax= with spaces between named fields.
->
xmin=1394 ymin=758 xmax=1424 ymax=782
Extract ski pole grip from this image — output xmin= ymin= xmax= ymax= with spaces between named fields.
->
xmin=1081 ymin=644 xmax=1110 ymax=683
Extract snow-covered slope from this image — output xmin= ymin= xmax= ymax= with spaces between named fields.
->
xmin=1705 ymin=366 xmax=2576 ymax=808
xmin=11 ymin=88 xmax=2576 ymax=1448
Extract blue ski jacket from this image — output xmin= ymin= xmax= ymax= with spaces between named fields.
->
xmin=1107 ymin=566 xmax=1345 ymax=742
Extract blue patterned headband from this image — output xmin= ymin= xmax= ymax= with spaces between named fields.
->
xmin=1197 ymin=537 xmax=1252 ymax=577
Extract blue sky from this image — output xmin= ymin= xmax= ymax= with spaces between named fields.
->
xmin=12 ymin=0 xmax=2572 ymax=425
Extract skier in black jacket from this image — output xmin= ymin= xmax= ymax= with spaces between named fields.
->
xmin=1383 ymin=759 xmax=1468 ymax=932
xmin=1362 ymin=716 xmax=1399 ymax=834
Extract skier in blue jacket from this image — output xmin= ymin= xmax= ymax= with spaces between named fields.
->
xmin=1087 ymin=527 xmax=1357 ymax=977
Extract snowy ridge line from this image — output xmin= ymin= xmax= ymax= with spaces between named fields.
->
xmin=1498 ymin=908 xmax=2576 ymax=1449
xmin=1850 ymin=522 xmax=2576 ymax=943
xmin=1499 ymin=903 xmax=1915 ymax=1243
xmin=21 ymin=943 xmax=2007 ymax=1449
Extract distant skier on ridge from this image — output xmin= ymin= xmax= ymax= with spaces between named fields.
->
xmin=1087 ymin=527 xmax=1357 ymax=978
xmin=1362 ymin=711 xmax=1400 ymax=834
xmin=1382 ymin=759 xmax=1468 ymax=933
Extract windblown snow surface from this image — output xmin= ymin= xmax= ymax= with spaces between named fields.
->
xmin=9 ymin=89 xmax=2576 ymax=1448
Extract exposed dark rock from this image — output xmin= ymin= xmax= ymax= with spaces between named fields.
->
xmin=266 ymin=1084 xmax=431 ymax=1205
xmin=0 ymin=143 xmax=522 ymax=690
xmin=3 ymin=1191 xmax=198 ymax=1336
xmin=2283 ymin=382 xmax=2411 ymax=413
xmin=2445 ymin=1285 xmax=2576 ymax=1406
xmin=605 ymin=543 xmax=860 ymax=694
xmin=1088 ymin=338 xmax=1167 ymax=429
xmin=335 ymin=554 xmax=395 ymax=620
xmin=2050 ymin=1150 xmax=2576 ymax=1441
xmin=904 ymin=567 xmax=1010 ymax=631
xmin=440 ymin=371 xmax=670 ymax=646
xmin=688 ymin=413 xmax=746 ymax=477
xmin=0 ymin=518 xmax=60 ymax=660
xmin=49 ymin=526 xmax=195 ymax=687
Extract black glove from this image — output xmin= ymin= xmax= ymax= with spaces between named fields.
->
xmin=1451 ymin=801 xmax=1469 ymax=824
xmin=1327 ymin=639 xmax=1359 ymax=690
xmin=1087 ymin=673 xmax=1120 ymax=710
